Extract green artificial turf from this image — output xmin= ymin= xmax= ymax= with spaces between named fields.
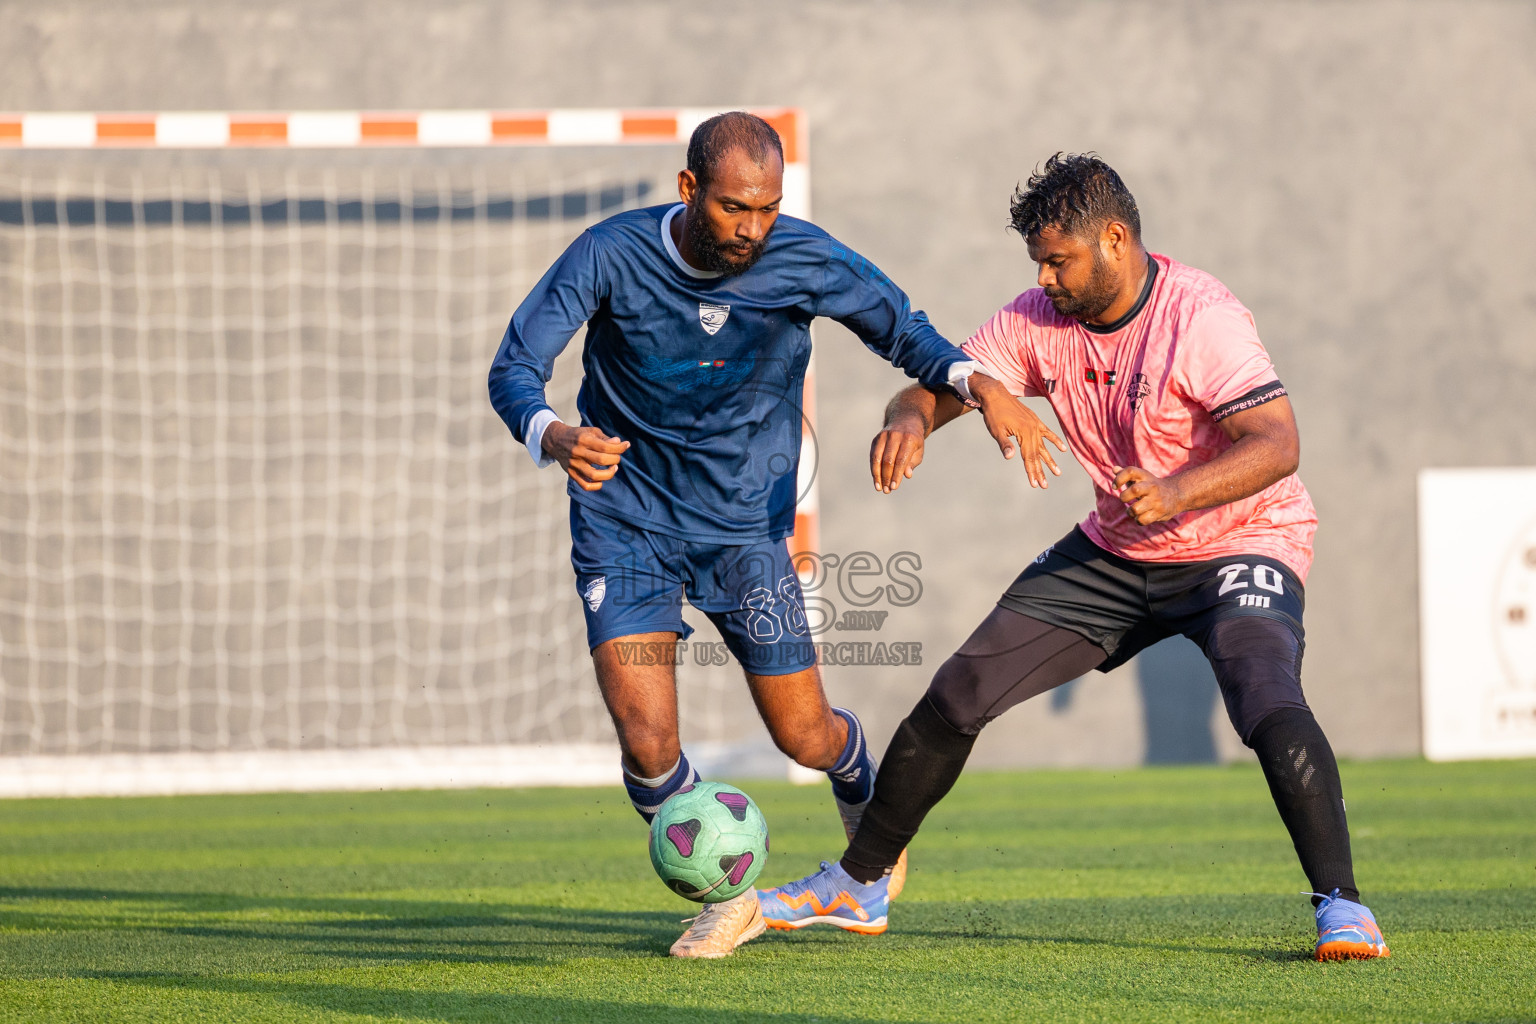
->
xmin=0 ymin=758 xmax=1532 ymax=1023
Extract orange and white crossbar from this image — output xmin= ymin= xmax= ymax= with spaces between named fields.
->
xmin=0 ymin=106 xmax=820 ymax=562
xmin=0 ymin=108 xmax=805 ymax=160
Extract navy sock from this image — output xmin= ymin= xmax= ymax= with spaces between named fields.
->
xmin=621 ymin=752 xmax=699 ymax=824
xmin=827 ymin=707 xmax=875 ymax=807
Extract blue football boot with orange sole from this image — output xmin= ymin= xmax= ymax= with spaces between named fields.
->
xmin=1311 ymin=888 xmax=1390 ymax=960
xmin=758 ymin=861 xmax=889 ymax=935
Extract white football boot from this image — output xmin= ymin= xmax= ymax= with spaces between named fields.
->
xmin=669 ymin=890 xmax=766 ymax=959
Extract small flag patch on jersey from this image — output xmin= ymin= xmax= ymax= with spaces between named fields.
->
xmin=698 ymin=303 xmax=730 ymax=335
xmin=1084 ymin=368 xmax=1098 ymax=383
xmin=1104 ymin=370 xmax=1117 ymax=385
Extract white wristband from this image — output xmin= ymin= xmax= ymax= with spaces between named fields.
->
xmin=946 ymin=359 xmax=986 ymax=408
xmin=524 ymin=408 xmax=560 ymax=468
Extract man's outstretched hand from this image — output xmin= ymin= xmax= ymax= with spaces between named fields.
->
xmin=1112 ymin=466 xmax=1185 ymax=524
xmin=870 ymin=414 xmax=927 ymax=493
xmin=542 ymin=422 xmax=630 ymax=492
xmin=973 ymin=374 xmax=1066 ymax=489
xmin=868 ymin=374 xmax=1068 ymax=494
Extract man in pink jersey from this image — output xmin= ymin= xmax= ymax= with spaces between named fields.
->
xmin=758 ymin=154 xmax=1389 ymax=961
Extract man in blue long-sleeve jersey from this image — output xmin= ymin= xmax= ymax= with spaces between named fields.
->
xmin=488 ymin=111 xmax=1021 ymax=958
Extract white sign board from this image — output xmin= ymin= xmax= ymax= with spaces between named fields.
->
xmin=1418 ymin=468 xmax=1536 ymax=760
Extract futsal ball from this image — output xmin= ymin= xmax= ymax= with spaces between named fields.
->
xmin=648 ymin=781 xmax=769 ymax=902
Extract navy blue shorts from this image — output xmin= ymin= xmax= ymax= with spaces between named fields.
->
xmin=568 ymin=501 xmax=816 ymax=675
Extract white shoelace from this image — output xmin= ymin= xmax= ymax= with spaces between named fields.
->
xmin=680 ymin=895 xmax=745 ymax=928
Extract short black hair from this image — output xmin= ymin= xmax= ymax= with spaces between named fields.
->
xmin=686 ymin=111 xmax=784 ymax=193
xmin=1009 ymin=153 xmax=1141 ymax=243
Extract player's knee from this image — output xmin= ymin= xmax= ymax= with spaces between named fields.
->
xmin=769 ymin=718 xmax=841 ymax=771
xmin=618 ymin=726 xmax=681 ymax=779
xmin=923 ymin=654 xmax=989 ymax=736
xmin=1202 ymin=616 xmax=1310 ymax=744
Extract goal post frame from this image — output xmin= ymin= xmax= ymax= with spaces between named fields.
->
xmin=0 ymin=107 xmax=819 ymax=797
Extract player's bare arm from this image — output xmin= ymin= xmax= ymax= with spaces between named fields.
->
xmin=541 ymin=422 xmax=630 ymax=492
xmin=870 ymin=375 xmax=1065 ymax=493
xmin=869 ymin=384 xmax=951 ymax=493
xmin=1113 ymin=395 xmax=1301 ymax=525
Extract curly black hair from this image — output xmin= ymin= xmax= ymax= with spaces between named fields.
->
xmin=1009 ymin=153 xmax=1141 ymax=242
xmin=686 ymin=111 xmax=784 ymax=193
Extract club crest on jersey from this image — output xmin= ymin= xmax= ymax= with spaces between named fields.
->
xmin=1128 ymin=372 xmax=1151 ymax=410
xmin=583 ymin=576 xmax=607 ymax=612
xmin=698 ymin=303 xmax=731 ymax=336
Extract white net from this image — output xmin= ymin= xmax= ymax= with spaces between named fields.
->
xmin=0 ymin=149 xmax=748 ymax=761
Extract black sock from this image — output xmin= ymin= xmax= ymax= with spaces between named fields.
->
xmin=1249 ymin=707 xmax=1359 ymax=905
xmin=840 ymin=696 xmax=976 ymax=883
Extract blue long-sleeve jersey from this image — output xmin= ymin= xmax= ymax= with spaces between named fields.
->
xmin=488 ymin=203 xmax=967 ymax=542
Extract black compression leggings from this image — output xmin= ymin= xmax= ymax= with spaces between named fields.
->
xmin=842 ymin=606 xmax=1359 ymax=903
xmin=924 ymin=606 xmax=1107 ymax=735
xmin=841 ymin=608 xmax=1103 ymax=877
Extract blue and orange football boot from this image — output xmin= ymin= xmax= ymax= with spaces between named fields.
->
xmin=1311 ymin=889 xmax=1390 ymax=960
xmin=758 ymin=861 xmax=889 ymax=935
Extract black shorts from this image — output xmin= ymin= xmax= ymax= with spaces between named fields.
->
xmin=1000 ymin=526 xmax=1306 ymax=672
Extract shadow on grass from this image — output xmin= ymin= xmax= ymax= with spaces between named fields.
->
xmin=4 ymin=885 xmax=1531 ymax=974
xmin=0 ymin=885 xmax=686 ymax=965
xmin=758 ymin=897 xmax=1314 ymax=963
xmin=88 ymin=972 xmax=877 ymax=1024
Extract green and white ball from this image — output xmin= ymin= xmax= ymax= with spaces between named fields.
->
xmin=648 ymin=781 xmax=769 ymax=902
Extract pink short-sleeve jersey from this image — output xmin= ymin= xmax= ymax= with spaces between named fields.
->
xmin=963 ymin=253 xmax=1318 ymax=580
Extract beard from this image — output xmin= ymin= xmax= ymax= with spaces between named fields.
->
xmin=685 ymin=206 xmax=770 ymax=276
xmin=1044 ymin=247 xmax=1119 ymax=321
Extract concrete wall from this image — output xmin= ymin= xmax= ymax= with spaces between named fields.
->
xmin=4 ymin=0 xmax=1534 ymax=763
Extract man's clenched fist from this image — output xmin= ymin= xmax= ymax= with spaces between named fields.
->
xmin=542 ymin=422 xmax=630 ymax=492
xmin=1112 ymin=465 xmax=1185 ymax=525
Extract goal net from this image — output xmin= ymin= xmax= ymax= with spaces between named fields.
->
xmin=0 ymin=110 xmax=814 ymax=795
